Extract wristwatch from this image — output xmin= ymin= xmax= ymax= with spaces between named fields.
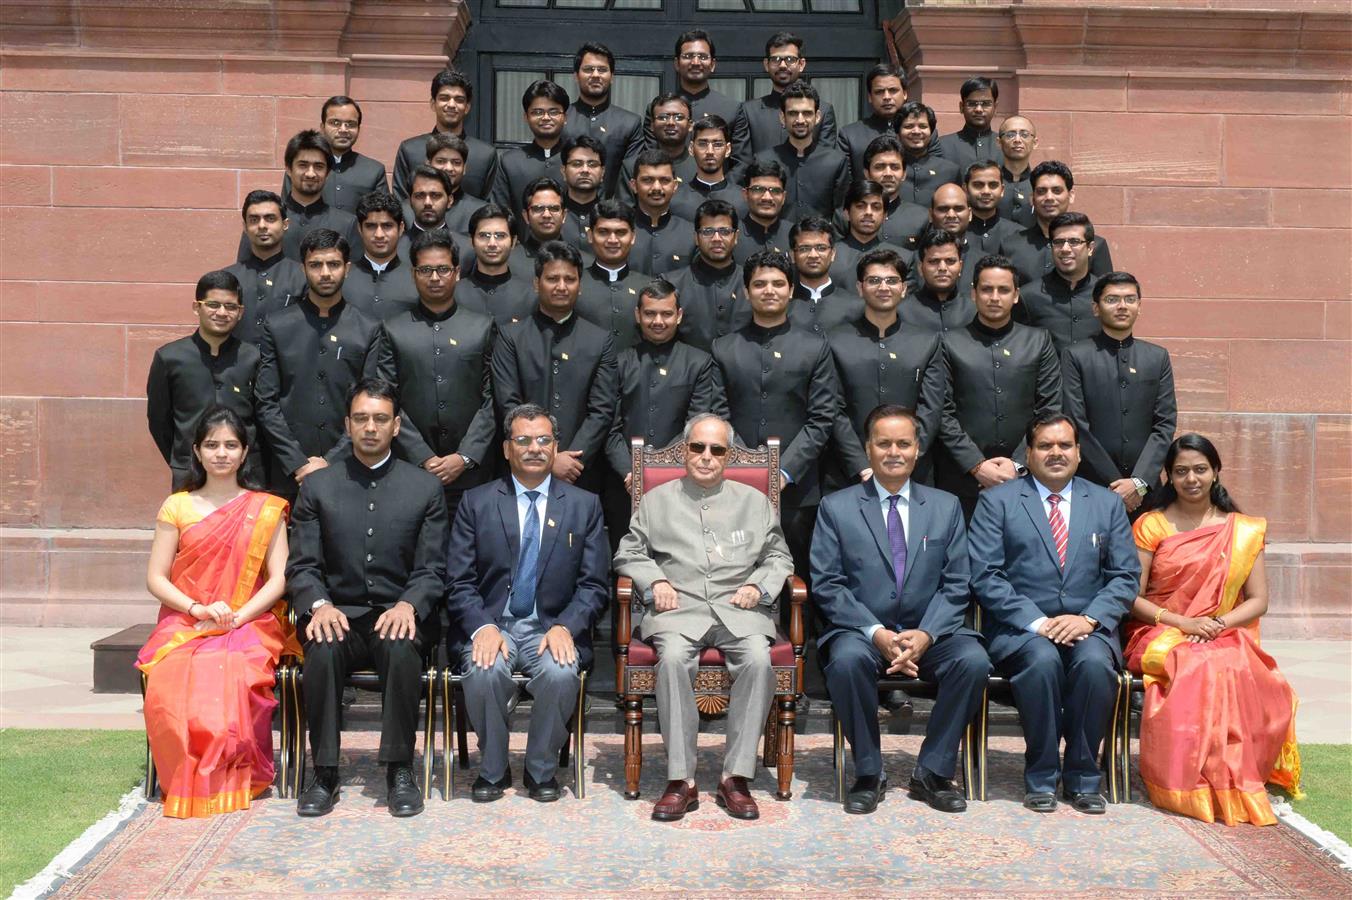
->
xmin=1014 ymin=463 xmax=1029 ymax=477
xmin=310 ymin=599 xmax=330 ymax=612
xmin=460 ymin=454 xmax=478 ymax=470
xmin=1083 ymin=615 xmax=1098 ymax=628
xmin=1131 ymin=477 xmax=1149 ymax=497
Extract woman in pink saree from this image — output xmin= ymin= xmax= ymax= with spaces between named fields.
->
xmin=1126 ymin=433 xmax=1301 ymax=826
xmin=137 ymin=407 xmax=300 ymax=818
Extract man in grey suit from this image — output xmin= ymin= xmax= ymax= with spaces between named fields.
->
xmin=968 ymin=411 xmax=1139 ymax=814
xmin=811 ymin=405 xmax=991 ymax=815
xmin=614 ymin=413 xmax=794 ymax=823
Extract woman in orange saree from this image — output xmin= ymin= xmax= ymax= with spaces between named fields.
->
xmin=137 ymin=407 xmax=300 ymax=818
xmin=1126 ymin=433 xmax=1301 ymax=826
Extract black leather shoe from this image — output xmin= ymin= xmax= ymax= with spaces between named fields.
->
xmin=524 ymin=771 xmax=561 ymax=802
xmin=881 ymin=689 xmax=913 ymax=714
xmin=297 ymin=768 xmax=339 ymax=817
xmin=1062 ymin=789 xmax=1106 ymax=814
xmin=844 ymin=773 xmax=887 ymax=814
xmin=1023 ymin=791 xmax=1057 ymax=813
xmin=386 ymin=764 xmax=424 ymax=817
xmin=471 ymin=770 xmax=512 ymax=803
xmin=908 ymin=771 xmax=966 ymax=813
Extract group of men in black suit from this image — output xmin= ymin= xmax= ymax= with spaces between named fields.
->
xmin=144 ymin=31 xmax=1182 ymax=820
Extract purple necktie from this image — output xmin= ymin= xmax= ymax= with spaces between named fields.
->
xmin=887 ymin=494 xmax=907 ymax=596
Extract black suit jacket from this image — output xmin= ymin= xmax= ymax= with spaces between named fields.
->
xmin=575 ymin=263 xmax=648 ymax=353
xmin=343 ymin=255 xmax=420 ymax=322
xmin=827 ymin=316 xmax=946 ymax=475
xmin=1016 ymin=271 xmax=1101 ymax=356
xmin=563 ymin=99 xmax=644 ymax=199
xmin=281 ymin=151 xmax=387 ymax=215
xmin=897 ymin=153 xmax=961 ymax=207
xmin=373 ymin=302 xmax=497 ymax=479
xmin=491 ymin=310 xmax=619 ymax=471
xmin=999 ymin=224 xmax=1114 ymax=286
xmin=897 ymin=284 xmax=975 ymax=336
xmin=1061 ymin=333 xmax=1177 ymax=489
xmin=607 ymin=339 xmax=728 ymax=473
xmin=146 ymin=333 xmax=260 ymax=474
xmin=394 ymin=131 xmax=500 ymax=203
xmin=936 ymin=319 xmax=1061 ymax=498
xmin=669 ymin=258 xmax=750 ymax=353
xmin=789 ymin=283 xmax=864 ymax=338
xmin=756 ymin=140 xmax=850 ymax=223
xmin=445 ymin=476 xmax=609 ymax=666
xmin=254 ymin=296 xmax=381 ymax=483
xmin=732 ymin=93 xmax=838 ymax=161
xmin=491 ymin=143 xmax=565 ymax=220
xmin=454 ymin=268 xmax=538 ymax=329
xmin=287 ymin=454 xmax=448 ymax=620
xmin=713 ymin=320 xmax=842 ymax=507
xmin=224 ymin=253 xmax=306 ymax=345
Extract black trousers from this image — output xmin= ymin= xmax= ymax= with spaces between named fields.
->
xmin=997 ymin=634 xmax=1118 ymax=794
xmin=301 ymin=610 xmax=431 ymax=767
xmin=822 ymin=631 xmax=991 ymax=779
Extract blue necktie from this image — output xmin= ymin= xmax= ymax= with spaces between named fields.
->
xmin=887 ymin=494 xmax=907 ymax=598
xmin=509 ymin=490 xmax=541 ymax=618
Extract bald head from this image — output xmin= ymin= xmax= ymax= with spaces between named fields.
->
xmin=929 ymin=183 xmax=971 ymax=237
xmin=998 ymin=115 xmax=1037 ymax=163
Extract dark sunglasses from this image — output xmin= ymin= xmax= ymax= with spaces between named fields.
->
xmin=687 ymin=442 xmax=729 ymax=457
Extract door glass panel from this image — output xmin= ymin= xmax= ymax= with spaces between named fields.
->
xmin=751 ymin=0 xmax=804 ymax=9
xmin=707 ymin=78 xmax=747 ymax=102
xmin=613 ymin=75 xmax=662 ymax=118
xmin=811 ymin=76 xmax=861 ymax=125
xmin=810 ymin=0 xmax=860 ymax=9
xmin=697 ymin=0 xmax=748 ymax=8
xmin=495 ymin=70 xmax=548 ymax=143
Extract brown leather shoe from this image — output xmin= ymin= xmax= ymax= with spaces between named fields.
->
xmin=651 ymin=780 xmax=699 ymax=821
xmin=715 ymin=776 xmax=759 ymax=820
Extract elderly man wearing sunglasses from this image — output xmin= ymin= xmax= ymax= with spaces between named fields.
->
xmin=614 ymin=412 xmax=794 ymax=823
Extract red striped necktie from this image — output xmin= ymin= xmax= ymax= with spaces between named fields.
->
xmin=1047 ymin=493 xmax=1068 ymax=567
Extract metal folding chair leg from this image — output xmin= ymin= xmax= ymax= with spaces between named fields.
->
xmin=833 ymin=713 xmax=846 ymax=803
xmin=1104 ymin=671 xmax=1133 ymax=804
xmin=422 ymin=666 xmax=437 ymax=801
xmin=972 ymin=684 xmax=989 ymax=802
xmin=441 ymin=671 xmax=454 ymax=800
xmin=139 ymin=672 xmax=158 ymax=800
xmin=573 ymin=671 xmax=588 ymax=799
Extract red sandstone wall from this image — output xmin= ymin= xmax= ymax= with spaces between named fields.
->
xmin=1 ymin=0 xmax=1349 ymax=632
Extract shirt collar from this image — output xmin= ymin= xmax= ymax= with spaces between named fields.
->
xmin=365 ymin=255 xmax=392 ymax=274
xmin=511 ymin=474 xmax=552 ymax=498
xmin=1033 ymin=476 xmax=1073 ymax=503
xmin=284 ymin=193 xmax=328 ymax=216
xmin=594 ymin=261 xmax=627 ymax=282
xmin=242 ymin=249 xmax=286 ymax=270
xmin=1094 ymin=330 xmax=1135 ymax=350
xmin=794 ymin=279 xmax=834 ymax=302
xmin=572 ymin=97 xmax=612 ymax=116
xmin=874 ymin=477 xmax=912 ymax=505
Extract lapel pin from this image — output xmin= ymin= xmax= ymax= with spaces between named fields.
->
xmin=547 ymin=518 xmax=556 ymax=528
xmin=1129 ymin=366 xmax=1137 ymax=374
xmin=659 ymin=367 xmax=667 ymax=376
xmin=561 ymin=352 xmax=570 ymax=361
xmin=773 ymin=350 xmax=782 ymax=358
xmin=1003 ymin=348 xmax=1011 ymax=356
xmin=233 ymin=385 xmax=241 ymax=393
xmin=330 ymin=334 xmax=338 ymax=342
xmin=449 ymin=337 xmax=458 ymax=345
xmin=888 ymin=352 xmax=897 ymax=359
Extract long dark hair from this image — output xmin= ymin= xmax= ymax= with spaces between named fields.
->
xmin=182 ymin=406 xmax=262 ymax=493
xmin=1142 ymin=432 xmax=1242 ymax=514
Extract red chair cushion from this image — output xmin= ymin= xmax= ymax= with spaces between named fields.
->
xmin=626 ymin=637 xmax=797 ymax=667
xmin=641 ymin=465 xmax=771 ymax=497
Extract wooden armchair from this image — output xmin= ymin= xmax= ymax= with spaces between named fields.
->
xmin=614 ymin=436 xmax=807 ymax=801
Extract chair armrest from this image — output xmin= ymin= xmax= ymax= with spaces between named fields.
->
xmin=786 ymin=575 xmax=807 ymax=650
xmin=615 ymin=576 xmax=634 ymax=652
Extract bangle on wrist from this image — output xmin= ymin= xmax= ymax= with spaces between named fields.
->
xmin=1152 ymin=607 xmax=1166 ymax=626
xmin=1212 ymin=615 xmax=1227 ymax=629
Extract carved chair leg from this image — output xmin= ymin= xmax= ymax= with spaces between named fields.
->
xmin=775 ymin=694 xmax=795 ymax=800
xmin=761 ymin=705 xmax=778 ymax=768
xmin=623 ymin=695 xmax=643 ymax=800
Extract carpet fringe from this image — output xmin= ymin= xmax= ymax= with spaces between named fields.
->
xmin=1270 ymin=792 xmax=1352 ymax=870
xmin=12 ymin=781 xmax=147 ymax=900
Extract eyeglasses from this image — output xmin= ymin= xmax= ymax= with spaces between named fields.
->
xmin=1050 ymin=237 xmax=1088 ymax=249
xmin=767 ymin=54 xmax=801 ymax=66
xmin=198 ymin=300 xmax=243 ymax=313
xmin=413 ymin=265 xmax=455 ymax=277
xmin=566 ymin=159 xmax=603 ymax=169
xmin=693 ymin=139 xmax=728 ymax=150
xmin=510 ymin=434 xmax=556 ymax=447
xmin=697 ymin=226 xmax=736 ymax=237
xmin=999 ymin=129 xmax=1034 ymax=139
xmin=1097 ymin=294 xmax=1141 ymax=306
xmin=475 ymin=231 xmax=510 ymax=241
xmin=578 ymin=66 xmax=610 ymax=76
xmin=527 ymin=108 xmax=565 ymax=119
xmin=687 ymin=441 xmax=728 ymax=457
xmin=793 ymin=243 xmax=831 ymax=254
xmin=862 ymin=276 xmax=904 ymax=287
xmin=654 ymin=112 xmax=688 ymax=123
xmin=349 ymin=413 xmax=394 ymax=426
xmin=746 ymin=185 xmax=784 ymax=196
xmin=963 ymin=100 xmax=995 ymax=109
xmin=678 ymin=52 xmax=711 ymax=62
xmin=528 ymin=204 xmax=562 ymax=215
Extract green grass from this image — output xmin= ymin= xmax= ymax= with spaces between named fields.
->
xmin=0 ymin=729 xmax=144 ymax=897
xmin=1276 ymin=743 xmax=1352 ymax=845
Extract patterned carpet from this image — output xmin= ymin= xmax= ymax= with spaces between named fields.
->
xmin=56 ymin=731 xmax=1351 ymax=898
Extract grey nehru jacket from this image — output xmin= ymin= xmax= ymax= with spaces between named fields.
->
xmin=614 ymin=477 xmax=793 ymax=642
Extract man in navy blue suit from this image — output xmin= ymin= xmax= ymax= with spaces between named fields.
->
xmin=446 ymin=402 xmax=609 ymax=802
xmin=968 ymin=411 xmax=1139 ymax=814
xmin=811 ymin=405 xmax=991 ymax=814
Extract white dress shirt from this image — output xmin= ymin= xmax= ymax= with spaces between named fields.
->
xmin=864 ymin=477 xmax=912 ymax=641
xmin=1026 ymin=476 xmax=1073 ymax=634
